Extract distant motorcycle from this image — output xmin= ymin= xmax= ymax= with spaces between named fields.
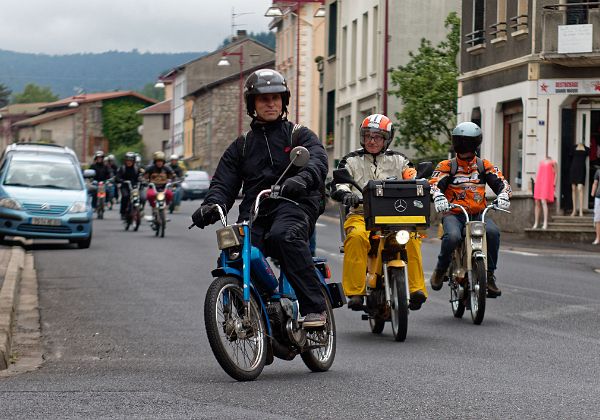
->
xmin=147 ymin=182 xmax=171 ymax=238
xmin=95 ymin=181 xmax=106 ymax=219
xmin=122 ymin=180 xmax=142 ymax=232
xmin=445 ymin=202 xmax=510 ymax=325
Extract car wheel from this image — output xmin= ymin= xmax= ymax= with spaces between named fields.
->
xmin=76 ymin=232 xmax=92 ymax=249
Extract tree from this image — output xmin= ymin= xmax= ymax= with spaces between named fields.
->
xmin=139 ymin=82 xmax=165 ymax=102
xmin=0 ymin=84 xmax=11 ymax=107
xmin=102 ymin=97 xmax=148 ymax=150
xmin=12 ymin=83 xmax=59 ymax=104
xmin=389 ymin=12 xmax=460 ymax=158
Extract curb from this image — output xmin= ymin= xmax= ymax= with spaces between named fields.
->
xmin=0 ymin=246 xmax=25 ymax=370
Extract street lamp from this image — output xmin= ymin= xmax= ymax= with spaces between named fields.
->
xmin=264 ymin=1 xmax=325 ymax=123
xmin=217 ymin=45 xmax=244 ymax=136
xmin=68 ymin=98 xmax=87 ymax=162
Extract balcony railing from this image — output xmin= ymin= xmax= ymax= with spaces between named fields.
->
xmin=541 ymin=2 xmax=600 ymax=66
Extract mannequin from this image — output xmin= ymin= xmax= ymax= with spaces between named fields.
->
xmin=569 ymin=142 xmax=589 ymax=217
xmin=532 ymin=156 xmax=557 ymax=229
xmin=592 ymin=167 xmax=600 ymax=245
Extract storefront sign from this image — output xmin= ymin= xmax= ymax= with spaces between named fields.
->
xmin=558 ymin=24 xmax=593 ymax=54
xmin=538 ymin=79 xmax=600 ymax=95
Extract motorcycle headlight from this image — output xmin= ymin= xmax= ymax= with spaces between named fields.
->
xmin=157 ymin=192 xmax=165 ymax=201
xmin=69 ymin=201 xmax=88 ymax=213
xmin=470 ymin=222 xmax=485 ymax=237
xmin=395 ymin=230 xmax=410 ymax=245
xmin=216 ymin=226 xmax=243 ymax=250
xmin=0 ymin=198 xmax=22 ymax=210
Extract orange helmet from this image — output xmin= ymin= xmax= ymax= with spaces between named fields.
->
xmin=359 ymin=113 xmax=395 ymax=151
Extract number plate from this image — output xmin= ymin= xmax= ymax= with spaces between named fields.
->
xmin=31 ymin=217 xmax=61 ymax=226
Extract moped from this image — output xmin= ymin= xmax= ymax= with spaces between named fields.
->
xmin=445 ymin=202 xmax=510 ymax=325
xmin=122 ymin=180 xmax=142 ymax=232
xmin=195 ymin=146 xmax=345 ymax=381
xmin=147 ymin=182 xmax=171 ymax=238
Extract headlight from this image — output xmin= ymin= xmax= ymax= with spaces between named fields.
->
xmin=69 ymin=201 xmax=88 ymax=213
xmin=395 ymin=230 xmax=410 ymax=245
xmin=157 ymin=192 xmax=165 ymax=201
xmin=470 ymin=222 xmax=485 ymax=237
xmin=181 ymin=182 xmax=188 ymax=189
xmin=0 ymin=198 xmax=22 ymax=210
xmin=216 ymin=226 xmax=242 ymax=250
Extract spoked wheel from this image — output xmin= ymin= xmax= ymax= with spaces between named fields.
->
xmin=301 ymin=290 xmax=336 ymax=372
xmin=469 ymin=259 xmax=487 ymax=325
xmin=388 ymin=267 xmax=408 ymax=342
xmin=97 ymin=199 xmax=104 ymax=219
xmin=369 ymin=316 xmax=385 ymax=334
xmin=204 ymin=276 xmax=267 ymax=381
xmin=448 ymin=263 xmax=465 ymax=318
xmin=160 ymin=210 xmax=166 ymax=238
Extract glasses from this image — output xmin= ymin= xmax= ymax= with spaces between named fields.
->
xmin=364 ymin=134 xmax=385 ymax=142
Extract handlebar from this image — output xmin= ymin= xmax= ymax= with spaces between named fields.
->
xmin=449 ymin=201 xmax=510 ymax=223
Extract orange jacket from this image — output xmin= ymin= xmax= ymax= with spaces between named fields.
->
xmin=429 ymin=156 xmax=512 ymax=215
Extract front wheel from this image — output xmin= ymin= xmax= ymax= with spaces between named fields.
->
xmin=301 ymin=290 xmax=336 ymax=372
xmin=389 ymin=267 xmax=408 ymax=342
xmin=469 ymin=259 xmax=487 ymax=325
xmin=133 ymin=208 xmax=141 ymax=231
xmin=204 ymin=276 xmax=267 ymax=381
xmin=160 ymin=210 xmax=166 ymax=238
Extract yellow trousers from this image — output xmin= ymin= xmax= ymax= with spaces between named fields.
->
xmin=342 ymin=213 xmax=427 ymax=297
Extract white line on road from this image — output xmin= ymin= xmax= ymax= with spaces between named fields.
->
xmin=502 ymin=250 xmax=539 ymax=257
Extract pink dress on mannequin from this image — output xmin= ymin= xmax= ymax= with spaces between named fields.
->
xmin=534 ymin=159 xmax=556 ymax=202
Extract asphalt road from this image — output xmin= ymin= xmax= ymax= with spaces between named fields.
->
xmin=1 ymin=200 xmax=599 ymax=419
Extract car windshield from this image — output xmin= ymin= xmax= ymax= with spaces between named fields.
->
xmin=186 ymin=172 xmax=209 ymax=181
xmin=3 ymin=160 xmax=83 ymax=190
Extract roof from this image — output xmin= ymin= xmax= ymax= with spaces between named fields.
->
xmin=137 ymin=99 xmax=172 ymax=115
xmin=14 ymin=108 xmax=78 ymax=127
xmin=44 ymin=91 xmax=156 ymax=110
xmin=0 ymin=103 xmax=48 ymax=116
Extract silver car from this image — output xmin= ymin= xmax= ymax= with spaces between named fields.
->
xmin=181 ymin=170 xmax=210 ymax=200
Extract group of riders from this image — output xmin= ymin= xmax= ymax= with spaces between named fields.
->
xmin=88 ymin=150 xmax=186 ymax=221
xmin=190 ymin=68 xmax=512 ymax=329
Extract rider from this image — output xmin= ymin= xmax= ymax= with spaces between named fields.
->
xmin=168 ymin=154 xmax=184 ymax=209
xmin=115 ymin=152 xmax=144 ymax=220
xmin=190 ymin=69 xmax=329 ymax=329
xmin=144 ymin=151 xmax=174 ymax=208
xmin=89 ymin=151 xmax=111 ymax=209
xmin=429 ymin=121 xmax=512 ymax=297
xmin=331 ymin=113 xmax=428 ymax=311
xmin=106 ymin=154 xmax=119 ymax=202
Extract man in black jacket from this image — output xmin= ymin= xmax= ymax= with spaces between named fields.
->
xmin=191 ymin=69 xmax=329 ymax=329
xmin=115 ymin=152 xmax=144 ymax=220
xmin=89 ymin=151 xmax=111 ymax=209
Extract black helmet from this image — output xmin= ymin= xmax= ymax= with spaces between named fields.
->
xmin=244 ymin=69 xmax=290 ymax=118
xmin=451 ymin=122 xmax=482 ymax=154
xmin=124 ymin=152 xmax=136 ymax=162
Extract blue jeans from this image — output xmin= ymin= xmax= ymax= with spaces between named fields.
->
xmin=436 ymin=213 xmax=500 ymax=273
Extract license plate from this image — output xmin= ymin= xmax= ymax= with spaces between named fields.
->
xmin=31 ymin=217 xmax=61 ymax=226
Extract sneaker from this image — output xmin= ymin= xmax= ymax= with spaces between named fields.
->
xmin=487 ymin=271 xmax=502 ymax=298
xmin=347 ymin=295 xmax=364 ymax=311
xmin=593 ymin=239 xmax=600 ymax=245
xmin=430 ymin=269 xmax=446 ymax=291
xmin=302 ymin=311 xmax=327 ymax=329
xmin=409 ymin=290 xmax=427 ymax=311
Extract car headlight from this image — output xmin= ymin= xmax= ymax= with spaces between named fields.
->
xmin=0 ymin=198 xmax=22 ymax=210
xmin=69 ymin=201 xmax=89 ymax=213
xmin=395 ymin=230 xmax=410 ymax=245
xmin=181 ymin=182 xmax=188 ymax=189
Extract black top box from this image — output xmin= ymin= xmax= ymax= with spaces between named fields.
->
xmin=363 ymin=179 xmax=431 ymax=231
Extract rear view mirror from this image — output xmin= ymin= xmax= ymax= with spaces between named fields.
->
xmin=416 ymin=161 xmax=434 ymax=179
xmin=290 ymin=146 xmax=310 ymax=167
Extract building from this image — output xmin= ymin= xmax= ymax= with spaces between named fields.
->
xmin=182 ymin=36 xmax=275 ymax=173
xmin=137 ymin=100 xmax=172 ymax=162
xmin=0 ymin=103 xmax=47 ymax=150
xmin=14 ymin=92 xmax=155 ymax=163
xmin=457 ymin=0 xmax=600 ymax=220
xmin=327 ymin=0 xmax=460 ymax=167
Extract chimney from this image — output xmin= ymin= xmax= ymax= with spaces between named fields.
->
xmin=236 ymin=30 xmax=247 ymax=39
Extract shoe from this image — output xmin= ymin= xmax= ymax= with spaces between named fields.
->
xmin=487 ymin=271 xmax=502 ymax=298
xmin=409 ymin=290 xmax=427 ymax=311
xmin=430 ymin=269 xmax=446 ymax=291
xmin=302 ymin=311 xmax=327 ymax=329
xmin=593 ymin=239 xmax=600 ymax=245
xmin=532 ymin=223 xmax=538 ymax=229
xmin=347 ymin=295 xmax=364 ymax=311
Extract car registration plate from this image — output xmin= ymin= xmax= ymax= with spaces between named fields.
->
xmin=31 ymin=217 xmax=61 ymax=226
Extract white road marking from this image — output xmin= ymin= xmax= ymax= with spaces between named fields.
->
xmin=502 ymin=250 xmax=539 ymax=257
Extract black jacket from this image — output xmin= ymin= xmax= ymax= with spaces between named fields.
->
xmin=115 ymin=165 xmax=142 ymax=187
xmin=203 ymin=119 xmax=328 ymax=222
xmin=89 ymin=162 xmax=111 ymax=182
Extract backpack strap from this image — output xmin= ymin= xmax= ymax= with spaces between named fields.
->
xmin=449 ymin=156 xmax=486 ymax=183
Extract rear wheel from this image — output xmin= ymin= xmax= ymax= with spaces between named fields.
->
xmin=469 ymin=259 xmax=487 ymax=325
xmin=204 ymin=276 xmax=267 ymax=381
xmin=301 ymin=290 xmax=336 ymax=372
xmin=389 ymin=267 xmax=408 ymax=342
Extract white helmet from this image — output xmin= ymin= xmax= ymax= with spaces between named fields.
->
xmin=169 ymin=154 xmax=178 ymax=161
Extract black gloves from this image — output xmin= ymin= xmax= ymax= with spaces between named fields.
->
xmin=331 ymin=189 xmax=360 ymax=207
xmin=191 ymin=204 xmax=221 ymax=229
xmin=280 ymin=175 xmax=307 ymax=199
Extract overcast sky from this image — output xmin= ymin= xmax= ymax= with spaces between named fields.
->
xmin=1 ymin=0 xmax=274 ymax=55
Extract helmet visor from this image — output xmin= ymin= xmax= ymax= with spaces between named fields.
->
xmin=452 ymin=135 xmax=482 ymax=154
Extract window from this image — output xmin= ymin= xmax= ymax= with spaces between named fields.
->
xmin=326 ymin=91 xmax=335 ymax=147
xmin=510 ymin=0 xmax=529 ymax=33
xmin=466 ymin=0 xmax=485 ymax=47
xmin=163 ymin=114 xmax=170 ymax=130
xmin=340 ymin=26 xmax=347 ymax=86
xmin=490 ymin=0 xmax=507 ymax=41
xmin=351 ymin=19 xmax=357 ymax=82
xmin=566 ymin=0 xmax=598 ymax=25
xmin=360 ymin=12 xmax=368 ymax=79
xmin=328 ymin=1 xmax=337 ymax=56
xmin=41 ymin=129 xmax=52 ymax=141
xmin=372 ymin=6 xmax=378 ymax=75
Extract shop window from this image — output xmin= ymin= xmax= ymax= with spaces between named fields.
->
xmin=502 ymin=100 xmax=524 ymax=190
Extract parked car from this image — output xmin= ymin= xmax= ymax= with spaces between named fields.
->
xmin=181 ymin=170 xmax=210 ymax=200
xmin=0 ymin=143 xmax=93 ymax=248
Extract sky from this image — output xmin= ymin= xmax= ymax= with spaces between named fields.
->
xmin=0 ymin=0 xmax=274 ymax=55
